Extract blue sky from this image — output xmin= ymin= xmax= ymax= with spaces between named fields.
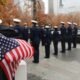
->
xmin=43 ymin=0 xmax=80 ymax=13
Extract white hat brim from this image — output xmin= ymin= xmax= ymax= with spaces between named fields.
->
xmin=67 ymin=22 xmax=72 ymax=24
xmin=61 ymin=22 xmax=65 ymax=24
xmin=54 ymin=26 xmax=58 ymax=28
xmin=73 ymin=23 xmax=77 ymax=25
xmin=31 ymin=20 xmax=38 ymax=23
xmin=45 ymin=26 xmax=50 ymax=28
xmin=13 ymin=18 xmax=21 ymax=22
xmin=0 ymin=19 xmax=2 ymax=24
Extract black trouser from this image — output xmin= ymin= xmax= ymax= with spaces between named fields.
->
xmin=45 ymin=44 xmax=50 ymax=58
xmin=67 ymin=38 xmax=72 ymax=50
xmin=72 ymin=37 xmax=77 ymax=48
xmin=42 ymin=39 xmax=45 ymax=46
xmin=33 ymin=43 xmax=39 ymax=63
xmin=53 ymin=41 xmax=58 ymax=55
xmin=61 ymin=39 xmax=66 ymax=52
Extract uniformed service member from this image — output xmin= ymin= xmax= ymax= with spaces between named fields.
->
xmin=52 ymin=26 xmax=60 ymax=56
xmin=30 ymin=20 xmax=41 ymax=63
xmin=44 ymin=25 xmax=51 ymax=58
xmin=0 ymin=19 xmax=7 ymax=30
xmin=67 ymin=22 xmax=72 ymax=50
xmin=22 ymin=23 xmax=29 ymax=41
xmin=13 ymin=18 xmax=23 ymax=38
xmin=72 ymin=23 xmax=78 ymax=48
xmin=0 ymin=19 xmax=12 ymax=37
xmin=60 ymin=22 xmax=66 ymax=53
xmin=40 ymin=25 xmax=45 ymax=46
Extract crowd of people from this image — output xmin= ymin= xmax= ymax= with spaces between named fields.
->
xmin=0 ymin=18 xmax=78 ymax=64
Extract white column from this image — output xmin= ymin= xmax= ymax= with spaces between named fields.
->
xmin=15 ymin=60 xmax=27 ymax=80
xmin=48 ymin=0 xmax=54 ymax=14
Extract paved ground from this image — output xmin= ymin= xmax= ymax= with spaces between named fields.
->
xmin=27 ymin=73 xmax=46 ymax=80
xmin=27 ymin=42 xmax=80 ymax=80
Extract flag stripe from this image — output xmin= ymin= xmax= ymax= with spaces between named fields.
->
xmin=10 ymin=51 xmax=17 ymax=62
xmin=14 ymin=48 xmax=20 ymax=60
xmin=12 ymin=49 xmax=18 ymax=61
xmin=0 ymin=59 xmax=12 ymax=80
xmin=16 ymin=47 xmax=23 ymax=59
xmin=5 ymin=52 xmax=13 ymax=63
xmin=9 ymin=63 xmax=14 ymax=77
xmin=16 ymin=40 xmax=26 ymax=58
xmin=25 ymin=43 xmax=33 ymax=58
xmin=6 ymin=62 xmax=13 ymax=78
xmin=18 ymin=40 xmax=28 ymax=58
xmin=17 ymin=45 xmax=24 ymax=59
xmin=21 ymin=41 xmax=31 ymax=58
xmin=18 ymin=40 xmax=29 ymax=58
xmin=22 ymin=40 xmax=34 ymax=58
xmin=17 ymin=39 xmax=34 ymax=58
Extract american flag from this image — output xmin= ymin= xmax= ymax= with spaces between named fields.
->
xmin=0 ymin=33 xmax=34 ymax=80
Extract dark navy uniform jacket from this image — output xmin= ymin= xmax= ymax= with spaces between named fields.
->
xmin=72 ymin=26 xmax=78 ymax=38
xmin=0 ymin=25 xmax=8 ymax=30
xmin=30 ymin=26 xmax=41 ymax=46
xmin=60 ymin=25 xmax=67 ymax=41
xmin=13 ymin=25 xmax=23 ymax=38
xmin=67 ymin=25 xmax=72 ymax=39
xmin=52 ymin=29 xmax=60 ymax=42
xmin=0 ymin=25 xmax=17 ymax=37
xmin=60 ymin=26 xmax=66 ymax=37
xmin=44 ymin=28 xmax=52 ymax=45
xmin=21 ymin=26 xmax=29 ymax=41
xmin=40 ymin=27 xmax=45 ymax=46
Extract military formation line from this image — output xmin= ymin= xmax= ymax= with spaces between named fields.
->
xmin=0 ymin=18 xmax=78 ymax=63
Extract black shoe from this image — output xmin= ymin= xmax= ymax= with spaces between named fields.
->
xmin=44 ymin=56 xmax=49 ymax=59
xmin=67 ymin=49 xmax=71 ymax=51
xmin=53 ymin=53 xmax=58 ymax=57
xmin=32 ymin=61 xmax=39 ymax=63
xmin=73 ymin=46 xmax=76 ymax=48
xmin=53 ymin=53 xmax=58 ymax=56
xmin=60 ymin=51 xmax=65 ymax=53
